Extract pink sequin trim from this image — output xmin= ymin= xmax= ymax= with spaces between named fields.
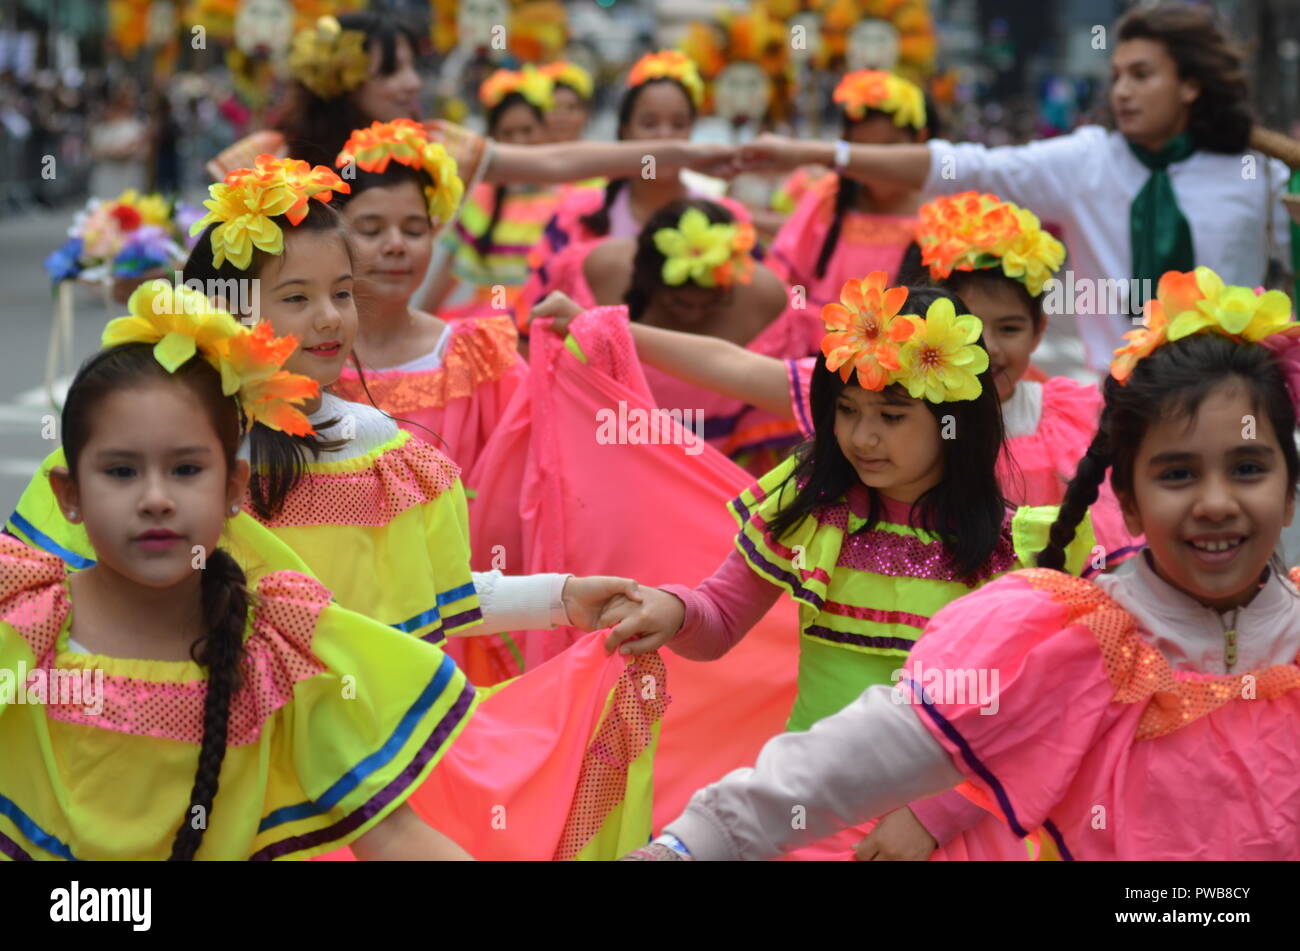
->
xmin=821 ymin=601 xmax=930 ymax=630
xmin=252 ymin=434 xmax=461 ymax=528
xmin=834 ymin=522 xmax=1016 ymax=583
xmin=0 ymin=535 xmax=68 ymax=663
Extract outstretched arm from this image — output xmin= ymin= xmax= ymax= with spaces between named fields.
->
xmin=485 ymin=140 xmax=738 ymax=185
xmin=742 ymin=135 xmax=931 ymax=190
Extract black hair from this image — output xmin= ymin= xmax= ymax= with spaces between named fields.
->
xmin=1038 ymin=333 xmax=1300 ymax=572
xmin=578 ymin=77 xmax=698 ymax=237
xmin=766 ymin=285 xmax=1008 ymax=582
xmin=896 ymin=241 xmax=1045 ymax=332
xmin=812 ymin=98 xmax=934 ymax=281
xmin=624 ymin=197 xmax=735 ymax=321
xmin=183 ymin=200 xmax=351 ymax=520
xmin=62 ymin=344 xmax=250 ymax=861
xmin=272 ymin=12 xmax=423 ymax=168
xmin=475 ymin=91 xmax=546 ymax=257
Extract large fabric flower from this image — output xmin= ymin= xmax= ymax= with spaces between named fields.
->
xmin=627 ymin=50 xmax=705 ymax=108
xmin=103 ymin=282 xmax=244 ymax=373
xmin=832 ymin=70 xmax=926 ymax=129
xmin=288 ymin=15 xmax=370 ymax=100
xmin=917 ymin=192 xmax=1064 ymax=297
xmin=821 ymin=272 xmax=915 ymax=390
xmin=894 ymin=297 xmax=988 ymax=402
xmin=1167 ymin=266 xmax=1291 ymax=342
xmin=336 ymin=120 xmax=464 ymax=227
xmin=1109 ymin=298 xmax=1171 ymax=385
xmin=654 ymin=208 xmax=736 ymax=287
xmin=222 ymin=320 xmax=318 ymax=435
xmin=541 ymin=60 xmax=593 ymax=100
xmin=479 ymin=65 xmax=556 ymax=112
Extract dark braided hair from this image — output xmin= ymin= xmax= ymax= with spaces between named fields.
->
xmin=61 ymin=344 xmax=251 ymax=860
xmin=1037 ymin=333 xmax=1300 ymax=571
xmin=578 ymin=77 xmax=698 ymax=237
xmin=475 ymin=91 xmax=546 ymax=258
xmin=624 ymin=197 xmax=735 ymax=321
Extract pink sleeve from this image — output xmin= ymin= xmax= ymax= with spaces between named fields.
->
xmin=907 ymin=788 xmax=990 ymax=846
xmin=786 ymin=357 xmax=816 ymax=440
xmin=900 ymin=572 xmax=1125 ymax=838
xmin=660 ymin=548 xmax=781 ymax=661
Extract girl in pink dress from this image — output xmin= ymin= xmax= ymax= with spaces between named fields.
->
xmin=628 ymin=268 xmax=1300 ymax=861
xmin=329 ymin=119 xmax=528 ymax=478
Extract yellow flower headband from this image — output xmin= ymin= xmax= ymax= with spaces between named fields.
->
xmin=916 ymin=191 xmax=1066 ymax=298
xmin=821 ymin=272 xmax=988 ymax=402
xmin=288 ymin=15 xmax=371 ymax=100
xmin=627 ymin=50 xmax=705 ymax=110
xmin=103 ymin=282 xmax=319 ymax=436
xmin=1111 ymin=267 xmax=1294 ymax=384
xmin=833 ymin=70 xmax=926 ymax=129
xmin=479 ymin=64 xmax=556 ymax=113
xmin=540 ymin=60 xmax=593 ymax=101
xmin=653 ymin=207 xmax=756 ymax=289
xmin=336 ymin=119 xmax=465 ymax=227
xmin=190 ymin=155 xmax=351 ymax=271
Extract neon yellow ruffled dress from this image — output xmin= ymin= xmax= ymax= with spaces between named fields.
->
xmin=731 ymin=454 xmax=1097 ymax=732
xmin=4 ymin=393 xmax=481 ymax=646
xmin=0 ymin=533 xmax=474 ymax=860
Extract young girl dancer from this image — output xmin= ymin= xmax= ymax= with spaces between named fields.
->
xmin=634 ymin=268 xmax=1300 ymax=861
xmin=329 ymin=119 xmax=527 ymax=476
xmin=540 ymin=60 xmax=593 ymax=143
xmin=0 ymin=307 xmax=474 ymax=859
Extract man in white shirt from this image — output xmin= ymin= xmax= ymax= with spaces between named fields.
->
xmin=743 ymin=3 xmax=1292 ymax=372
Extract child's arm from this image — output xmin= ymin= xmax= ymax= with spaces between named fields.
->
xmin=352 ymin=803 xmax=474 ymax=860
xmin=446 ymin=573 xmax=642 ymax=636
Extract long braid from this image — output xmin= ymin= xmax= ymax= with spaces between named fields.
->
xmin=1037 ymin=422 xmax=1114 ymax=571
xmin=578 ymin=178 xmax=626 ymax=238
xmin=813 ymin=175 xmax=857 ymax=280
xmin=169 ymin=547 xmax=249 ymax=861
xmin=473 ymin=183 xmax=509 ymax=259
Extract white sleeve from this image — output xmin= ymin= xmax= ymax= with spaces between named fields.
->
xmin=923 ymin=127 xmax=1103 ymax=222
xmin=457 ymin=571 xmax=571 ymax=636
xmin=1268 ymin=156 xmax=1293 ymax=268
xmin=663 ymin=683 xmax=964 ymax=860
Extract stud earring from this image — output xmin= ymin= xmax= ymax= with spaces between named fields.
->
xmin=230 ymin=505 xmax=240 ymax=516
xmin=67 ymin=510 xmax=77 ymax=521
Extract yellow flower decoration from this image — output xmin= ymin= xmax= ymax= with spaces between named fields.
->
xmin=821 ymin=271 xmax=916 ymax=391
xmin=479 ymin=65 xmax=556 ymax=113
xmin=832 ymin=70 xmax=926 ymax=129
xmin=917 ymin=192 xmax=1065 ymax=297
xmin=653 ymin=208 xmax=755 ymax=289
xmin=894 ymin=297 xmax=989 ymax=402
xmin=103 ymin=282 xmax=318 ymax=436
xmin=115 ymin=189 xmax=172 ymax=228
xmin=190 ymin=155 xmax=350 ymax=271
xmin=541 ymin=60 xmax=593 ymax=100
xmin=1111 ymin=267 xmax=1295 ymax=384
xmin=337 ymin=119 xmax=465 ymax=227
xmin=627 ymin=50 xmax=705 ymax=109
xmin=288 ymin=15 xmax=371 ymax=100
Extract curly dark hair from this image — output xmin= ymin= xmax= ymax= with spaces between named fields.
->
xmin=1114 ymin=3 xmax=1252 ymax=154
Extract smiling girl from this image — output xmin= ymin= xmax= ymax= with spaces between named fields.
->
xmin=0 ymin=292 xmax=475 ymax=859
xmin=634 ymin=268 xmax=1300 ymax=862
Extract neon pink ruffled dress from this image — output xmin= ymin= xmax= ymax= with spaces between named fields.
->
xmin=332 ymin=315 xmax=527 ymax=478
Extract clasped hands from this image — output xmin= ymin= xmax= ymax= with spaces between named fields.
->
xmin=676 ymin=134 xmax=815 ymax=180
xmin=559 ymin=577 xmax=685 ymax=656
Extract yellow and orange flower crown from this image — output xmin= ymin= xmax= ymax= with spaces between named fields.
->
xmin=190 ymin=155 xmax=351 ymax=271
xmin=336 ymin=119 xmax=465 ymax=227
xmin=833 ymin=70 xmax=926 ymax=129
xmin=821 ymin=271 xmax=987 ymax=402
xmin=540 ymin=60 xmax=593 ymax=100
xmin=479 ymin=64 xmax=556 ymax=113
xmin=627 ymin=50 xmax=705 ymax=110
xmin=1111 ymin=267 xmax=1295 ymax=384
xmin=916 ymin=192 xmax=1066 ymax=298
xmin=653 ymin=208 xmax=756 ymax=289
xmin=288 ymin=15 xmax=371 ymax=100
xmin=103 ymin=282 xmax=319 ymax=436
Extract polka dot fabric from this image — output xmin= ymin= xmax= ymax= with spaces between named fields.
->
xmin=1020 ymin=568 xmax=1300 ymax=741
xmin=0 ymin=534 xmax=68 ymax=665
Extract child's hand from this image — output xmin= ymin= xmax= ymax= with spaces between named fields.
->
xmin=600 ymin=587 xmax=685 ymax=656
xmin=561 ymin=575 xmax=642 ymax=632
xmin=853 ymin=807 xmax=937 ymax=861
xmin=531 ymin=291 xmax=584 ymax=336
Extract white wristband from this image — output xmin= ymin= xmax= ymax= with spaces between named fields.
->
xmin=833 ymin=139 xmax=851 ymax=170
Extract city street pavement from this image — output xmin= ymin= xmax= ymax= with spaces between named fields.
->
xmin=1 ymin=203 xmax=1297 ymax=562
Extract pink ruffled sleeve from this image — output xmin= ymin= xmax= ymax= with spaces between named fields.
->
xmin=899 ymin=571 xmax=1125 ymax=838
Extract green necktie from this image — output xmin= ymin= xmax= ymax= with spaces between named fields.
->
xmin=1128 ymin=132 xmax=1196 ymax=290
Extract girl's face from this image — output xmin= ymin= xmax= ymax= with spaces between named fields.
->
xmin=1119 ymin=379 xmax=1295 ymax=611
xmin=834 ymin=383 xmax=944 ymax=504
xmin=492 ymin=100 xmax=546 ymax=145
xmin=847 ymin=115 xmax=919 ymax=206
xmin=258 ymin=230 xmax=357 ymax=397
xmin=343 ymin=182 xmax=433 ymax=306
xmin=621 ymin=82 xmax=693 ymax=141
xmin=52 ymin=381 xmax=248 ymax=591
xmin=353 ymin=36 xmax=422 ymax=122
xmin=955 ymin=279 xmax=1043 ymax=402
xmin=546 ymin=86 xmax=589 ymax=142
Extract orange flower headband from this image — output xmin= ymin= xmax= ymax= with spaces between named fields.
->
xmin=190 ymin=155 xmax=350 ymax=270
xmin=821 ymin=272 xmax=987 ymax=402
xmin=479 ymin=64 xmax=555 ymax=112
xmin=916 ymin=192 xmax=1066 ymax=298
xmin=1111 ymin=267 xmax=1294 ymax=385
xmin=541 ymin=60 xmax=593 ymax=100
xmin=336 ymin=119 xmax=465 ymax=227
xmin=627 ymin=50 xmax=705 ymax=110
xmin=103 ymin=282 xmax=318 ymax=436
xmin=833 ymin=70 xmax=926 ymax=128
xmin=288 ymin=15 xmax=371 ymax=100
xmin=652 ymin=208 xmax=756 ymax=289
